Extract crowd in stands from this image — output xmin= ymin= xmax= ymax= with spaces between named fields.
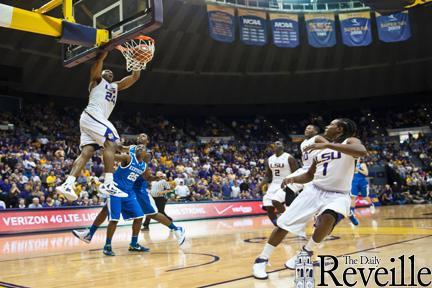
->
xmin=0 ymin=101 xmax=431 ymax=209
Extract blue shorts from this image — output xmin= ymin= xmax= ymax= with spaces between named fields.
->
xmin=107 ymin=194 xmax=144 ymax=222
xmin=351 ymin=177 xmax=368 ymax=197
xmin=136 ymin=191 xmax=158 ymax=215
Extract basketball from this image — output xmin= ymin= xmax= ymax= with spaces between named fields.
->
xmin=132 ymin=45 xmax=153 ymax=63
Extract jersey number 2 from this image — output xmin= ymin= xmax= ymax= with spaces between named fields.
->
xmin=105 ymin=85 xmax=116 ymax=104
xmin=275 ymin=169 xmax=280 ymax=176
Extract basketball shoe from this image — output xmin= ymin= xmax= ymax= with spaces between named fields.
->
xmin=56 ymin=183 xmax=78 ymax=201
xmin=129 ymin=243 xmax=150 ymax=252
xmin=103 ymin=244 xmax=115 ymax=256
xmin=72 ymin=229 xmax=92 ymax=244
xmin=174 ymin=227 xmax=186 ymax=246
xmin=253 ymin=258 xmax=269 ymax=280
xmin=99 ymin=182 xmax=128 ymax=198
xmin=285 ymin=246 xmax=314 ymax=269
xmin=348 ymin=208 xmax=359 ymax=226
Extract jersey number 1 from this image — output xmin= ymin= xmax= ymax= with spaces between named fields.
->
xmin=323 ymin=163 xmax=329 ymax=176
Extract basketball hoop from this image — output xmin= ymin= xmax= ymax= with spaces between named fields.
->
xmin=115 ymin=35 xmax=155 ymax=72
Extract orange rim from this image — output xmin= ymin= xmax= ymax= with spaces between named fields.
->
xmin=115 ymin=35 xmax=154 ymax=52
xmin=134 ymin=35 xmax=155 ymax=42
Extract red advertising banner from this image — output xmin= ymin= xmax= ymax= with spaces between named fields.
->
xmin=0 ymin=201 xmax=265 ymax=235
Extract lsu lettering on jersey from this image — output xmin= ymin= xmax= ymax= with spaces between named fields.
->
xmin=268 ymin=152 xmax=293 ymax=185
xmin=313 ymin=139 xmax=356 ymax=194
xmin=300 ymin=135 xmax=320 ymax=169
xmin=85 ymin=78 xmax=118 ymax=119
xmin=113 ymin=146 xmax=147 ymax=195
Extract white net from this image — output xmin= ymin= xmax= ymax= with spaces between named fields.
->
xmin=116 ymin=36 xmax=155 ymax=72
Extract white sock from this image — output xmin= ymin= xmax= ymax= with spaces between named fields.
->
xmin=105 ymin=173 xmax=113 ymax=184
xmin=259 ymin=243 xmax=276 ymax=260
xmin=305 ymin=238 xmax=320 ymax=252
xmin=65 ymin=176 xmax=76 ymax=185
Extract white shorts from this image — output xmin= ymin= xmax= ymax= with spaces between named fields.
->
xmin=285 ymin=168 xmax=309 ymax=193
xmin=263 ymin=189 xmax=285 ymax=206
xmin=263 ymin=183 xmax=286 ymax=207
xmin=276 ymin=184 xmax=351 ymax=237
xmin=79 ymin=111 xmax=120 ymax=149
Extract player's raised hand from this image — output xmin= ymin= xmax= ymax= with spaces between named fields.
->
xmin=304 ymin=143 xmax=329 ymax=152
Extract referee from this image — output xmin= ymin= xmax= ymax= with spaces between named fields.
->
xmin=142 ymin=171 xmax=173 ymax=231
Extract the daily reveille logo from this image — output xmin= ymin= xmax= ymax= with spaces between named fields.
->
xmin=295 ymin=254 xmax=431 ymax=287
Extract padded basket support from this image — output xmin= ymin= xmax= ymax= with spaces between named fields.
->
xmin=59 ymin=21 xmax=97 ymax=47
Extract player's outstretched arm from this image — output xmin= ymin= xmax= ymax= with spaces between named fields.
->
xmin=89 ymin=52 xmax=108 ymax=90
xmin=116 ymin=70 xmax=141 ymax=91
xmin=118 ymin=145 xmax=130 ymax=153
xmin=114 ymin=154 xmax=131 ymax=166
xmin=142 ymin=169 xmax=161 ymax=182
xmin=282 ymin=160 xmax=316 ymax=187
xmin=305 ymin=137 xmax=367 ymax=158
xmin=315 ymin=135 xmax=329 ymax=143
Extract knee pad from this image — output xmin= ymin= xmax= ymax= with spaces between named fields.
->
xmin=321 ymin=209 xmax=344 ymax=228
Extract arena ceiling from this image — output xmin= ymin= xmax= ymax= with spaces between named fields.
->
xmin=0 ymin=0 xmax=431 ymax=105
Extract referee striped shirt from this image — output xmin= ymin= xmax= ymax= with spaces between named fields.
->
xmin=150 ymin=179 xmax=171 ymax=198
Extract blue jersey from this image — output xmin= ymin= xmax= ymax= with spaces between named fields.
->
xmin=133 ymin=177 xmax=148 ymax=195
xmin=113 ymin=146 xmax=147 ymax=195
xmin=353 ymin=163 xmax=367 ymax=181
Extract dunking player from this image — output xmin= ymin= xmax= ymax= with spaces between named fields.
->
xmin=349 ymin=158 xmax=370 ymax=225
xmin=253 ymin=119 xmax=367 ymax=279
xmin=257 ymin=141 xmax=298 ymax=225
xmin=56 ymin=51 xmax=141 ymax=201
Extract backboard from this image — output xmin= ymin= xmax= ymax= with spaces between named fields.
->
xmin=62 ymin=0 xmax=163 ymax=68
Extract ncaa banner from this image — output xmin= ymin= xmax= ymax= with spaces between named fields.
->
xmin=305 ymin=13 xmax=337 ymax=48
xmin=339 ymin=12 xmax=372 ymax=47
xmin=376 ymin=11 xmax=411 ymax=43
xmin=207 ymin=4 xmax=236 ymax=43
xmin=269 ymin=13 xmax=299 ymax=48
xmin=238 ymin=9 xmax=268 ymax=46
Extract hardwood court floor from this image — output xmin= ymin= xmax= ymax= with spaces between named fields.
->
xmin=1 ymin=205 xmax=432 ymax=288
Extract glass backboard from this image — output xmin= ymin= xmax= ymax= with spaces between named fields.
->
xmin=62 ymin=0 xmax=162 ymax=68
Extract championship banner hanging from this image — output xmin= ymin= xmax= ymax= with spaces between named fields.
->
xmin=305 ymin=13 xmax=337 ymax=48
xmin=339 ymin=12 xmax=372 ymax=47
xmin=376 ymin=11 xmax=411 ymax=43
xmin=238 ymin=9 xmax=268 ymax=46
xmin=207 ymin=4 xmax=236 ymax=43
xmin=269 ymin=13 xmax=299 ymax=48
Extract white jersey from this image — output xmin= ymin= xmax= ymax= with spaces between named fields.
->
xmin=300 ymin=135 xmax=320 ymax=169
xmin=85 ymin=78 xmax=118 ymax=119
xmin=268 ymin=152 xmax=293 ymax=185
xmin=313 ymin=139 xmax=356 ymax=194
